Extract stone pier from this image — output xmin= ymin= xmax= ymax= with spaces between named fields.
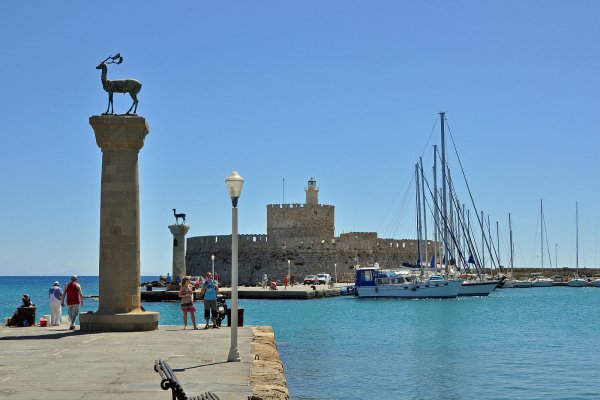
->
xmin=80 ymin=115 xmax=159 ymax=332
xmin=169 ymin=224 xmax=190 ymax=280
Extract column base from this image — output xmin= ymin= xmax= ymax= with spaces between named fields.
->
xmin=79 ymin=311 xmax=159 ymax=332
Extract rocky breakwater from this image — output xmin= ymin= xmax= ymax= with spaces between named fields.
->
xmin=250 ymin=326 xmax=289 ymax=400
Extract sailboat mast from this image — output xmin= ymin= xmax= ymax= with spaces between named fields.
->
xmin=433 ymin=145 xmax=439 ymax=270
xmin=448 ymin=168 xmax=455 ymax=268
xmin=576 ymin=201 xmax=579 ymax=274
xmin=440 ymin=112 xmax=449 ymax=277
xmin=509 ymin=213 xmax=514 ymax=276
xmin=541 ymin=199 xmax=544 ymax=272
xmin=415 ymin=163 xmax=423 ymax=276
xmin=496 ymin=221 xmax=501 ymax=269
xmin=419 ymin=157 xmax=428 ymax=264
xmin=481 ymin=210 xmax=485 ymax=274
xmin=487 ymin=214 xmax=493 ymax=277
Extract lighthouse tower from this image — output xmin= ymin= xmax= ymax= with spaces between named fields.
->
xmin=305 ymin=177 xmax=319 ymax=205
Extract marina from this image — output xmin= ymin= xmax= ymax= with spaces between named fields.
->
xmin=3 ymin=276 xmax=600 ymax=400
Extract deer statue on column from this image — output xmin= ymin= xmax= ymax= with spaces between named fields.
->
xmin=96 ymin=53 xmax=142 ymax=115
xmin=172 ymin=209 xmax=186 ymax=225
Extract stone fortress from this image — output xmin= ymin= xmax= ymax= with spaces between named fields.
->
xmin=186 ymin=178 xmax=437 ymax=284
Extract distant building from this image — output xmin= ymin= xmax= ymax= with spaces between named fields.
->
xmin=186 ymin=178 xmax=437 ymax=284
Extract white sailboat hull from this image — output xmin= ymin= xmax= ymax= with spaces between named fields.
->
xmin=568 ymin=279 xmax=587 ymax=287
xmin=458 ymin=281 xmax=499 ymax=296
xmin=356 ymin=279 xmax=462 ymax=299
xmin=590 ymin=280 xmax=600 ymax=287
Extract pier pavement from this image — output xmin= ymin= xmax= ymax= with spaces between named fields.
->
xmin=142 ymin=282 xmax=350 ymax=301
xmin=0 ymin=324 xmax=288 ymax=400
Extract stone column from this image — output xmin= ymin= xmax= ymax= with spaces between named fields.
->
xmin=169 ymin=224 xmax=190 ymax=280
xmin=80 ymin=115 xmax=159 ymax=332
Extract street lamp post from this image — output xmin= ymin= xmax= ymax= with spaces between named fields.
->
xmin=211 ymin=254 xmax=215 ymax=276
xmin=334 ymin=263 xmax=337 ymax=284
xmin=226 ymin=171 xmax=244 ymax=362
xmin=287 ymin=259 xmax=291 ymax=284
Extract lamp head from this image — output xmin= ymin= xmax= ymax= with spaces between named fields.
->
xmin=225 ymin=171 xmax=244 ymax=206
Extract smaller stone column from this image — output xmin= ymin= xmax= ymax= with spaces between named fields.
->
xmin=169 ymin=224 xmax=190 ymax=281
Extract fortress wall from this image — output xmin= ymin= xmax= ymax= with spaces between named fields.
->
xmin=266 ymin=204 xmax=334 ymax=243
xmin=186 ymin=234 xmax=441 ymax=285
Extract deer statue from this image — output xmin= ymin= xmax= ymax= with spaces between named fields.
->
xmin=96 ymin=53 xmax=142 ymax=115
xmin=172 ymin=209 xmax=186 ymax=225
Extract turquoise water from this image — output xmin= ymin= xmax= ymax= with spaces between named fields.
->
xmin=1 ymin=276 xmax=599 ymax=399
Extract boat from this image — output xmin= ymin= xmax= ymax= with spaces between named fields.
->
xmin=502 ymin=213 xmax=532 ymax=288
xmin=354 ymin=151 xmax=463 ymax=299
xmin=568 ymin=277 xmax=587 ymax=287
xmin=531 ymin=200 xmax=553 ymax=287
xmin=589 ymin=275 xmax=600 ymax=287
xmin=530 ymin=273 xmax=553 ymax=287
xmin=568 ymin=202 xmax=587 ymax=287
xmin=458 ymin=279 xmax=500 ymax=295
xmin=355 ymin=266 xmax=463 ymax=298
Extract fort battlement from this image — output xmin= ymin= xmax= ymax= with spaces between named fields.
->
xmin=266 ymin=203 xmax=334 ymax=209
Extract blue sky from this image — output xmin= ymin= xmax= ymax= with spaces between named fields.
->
xmin=1 ymin=1 xmax=599 ymax=276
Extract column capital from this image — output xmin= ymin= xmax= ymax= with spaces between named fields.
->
xmin=169 ymin=224 xmax=190 ymax=236
xmin=89 ymin=115 xmax=149 ymax=150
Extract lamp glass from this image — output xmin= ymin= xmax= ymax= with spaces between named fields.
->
xmin=225 ymin=171 xmax=244 ymax=198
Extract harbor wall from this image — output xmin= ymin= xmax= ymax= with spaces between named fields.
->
xmin=186 ymin=233 xmax=440 ymax=285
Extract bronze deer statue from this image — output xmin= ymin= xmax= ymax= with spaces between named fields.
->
xmin=173 ymin=209 xmax=186 ymax=224
xmin=96 ymin=54 xmax=142 ymax=115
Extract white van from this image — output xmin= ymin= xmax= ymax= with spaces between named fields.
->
xmin=316 ymin=273 xmax=332 ymax=284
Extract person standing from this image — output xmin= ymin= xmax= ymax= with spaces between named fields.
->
xmin=166 ymin=273 xmax=172 ymax=284
xmin=283 ymin=275 xmax=289 ymax=290
xmin=61 ymin=275 xmax=83 ymax=331
xmin=178 ymin=276 xmax=197 ymax=330
xmin=201 ymin=272 xmax=219 ymax=329
xmin=262 ymin=273 xmax=268 ymax=289
xmin=48 ymin=281 xmax=63 ymax=326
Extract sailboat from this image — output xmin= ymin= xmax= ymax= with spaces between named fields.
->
xmin=531 ymin=200 xmax=553 ymax=287
xmin=430 ymin=113 xmax=498 ymax=296
xmin=568 ymin=202 xmax=587 ymax=287
xmin=355 ymin=160 xmax=463 ymax=298
xmin=502 ymin=213 xmax=532 ymax=288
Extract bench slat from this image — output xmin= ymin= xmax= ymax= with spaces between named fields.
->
xmin=154 ymin=359 xmax=221 ymax=400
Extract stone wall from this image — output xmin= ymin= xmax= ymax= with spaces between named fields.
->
xmin=186 ymin=233 xmax=440 ymax=285
xmin=266 ymin=203 xmax=334 ymax=244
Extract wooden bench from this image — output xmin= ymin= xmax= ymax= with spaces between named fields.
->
xmin=154 ymin=359 xmax=221 ymax=400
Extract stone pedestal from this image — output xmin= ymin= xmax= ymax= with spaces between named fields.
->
xmin=80 ymin=115 xmax=159 ymax=332
xmin=169 ymin=224 xmax=190 ymax=279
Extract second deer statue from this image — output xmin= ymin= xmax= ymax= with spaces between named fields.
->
xmin=96 ymin=54 xmax=142 ymax=115
xmin=173 ymin=209 xmax=186 ymax=225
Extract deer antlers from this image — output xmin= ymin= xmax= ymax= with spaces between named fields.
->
xmin=99 ymin=53 xmax=123 ymax=65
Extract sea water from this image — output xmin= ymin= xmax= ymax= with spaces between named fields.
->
xmin=1 ymin=276 xmax=599 ymax=400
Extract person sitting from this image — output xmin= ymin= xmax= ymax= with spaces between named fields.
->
xmin=270 ymin=279 xmax=278 ymax=291
xmin=6 ymin=295 xmax=35 ymax=327
xmin=21 ymin=294 xmax=34 ymax=308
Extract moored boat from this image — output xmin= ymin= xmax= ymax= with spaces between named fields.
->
xmin=355 ymin=267 xmax=463 ymax=299
xmin=513 ymin=279 xmax=533 ymax=288
xmin=568 ymin=202 xmax=586 ymax=288
xmin=530 ymin=275 xmax=553 ymax=287
xmin=458 ymin=280 xmax=500 ymax=296
xmin=567 ymin=277 xmax=587 ymax=287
